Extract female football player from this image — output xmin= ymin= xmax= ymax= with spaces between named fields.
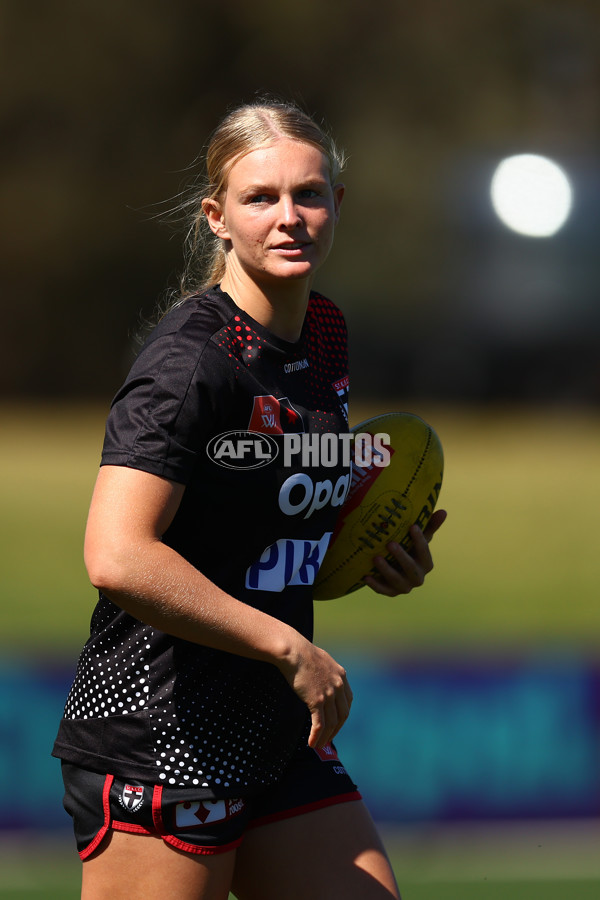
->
xmin=54 ymin=98 xmax=446 ymax=899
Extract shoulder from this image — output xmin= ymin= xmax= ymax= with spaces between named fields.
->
xmin=307 ymin=291 xmax=347 ymax=329
xmin=142 ymin=289 xmax=232 ymax=353
xmin=108 ymin=289 xmax=240 ymax=436
xmin=130 ymin=289 xmax=237 ymax=381
xmin=102 ymin=291 xmax=237 ymax=480
xmin=305 ymin=291 xmax=348 ymax=346
xmin=307 ymin=290 xmax=345 ymax=317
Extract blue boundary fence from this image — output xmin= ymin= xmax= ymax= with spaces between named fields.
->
xmin=337 ymin=654 xmax=600 ymax=822
xmin=1 ymin=654 xmax=599 ymax=830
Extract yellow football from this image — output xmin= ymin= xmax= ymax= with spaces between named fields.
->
xmin=313 ymin=412 xmax=444 ymax=601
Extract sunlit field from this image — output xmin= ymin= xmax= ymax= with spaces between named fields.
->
xmin=2 ymin=402 xmax=599 ymax=654
xmin=1 ymin=822 xmax=600 ymax=899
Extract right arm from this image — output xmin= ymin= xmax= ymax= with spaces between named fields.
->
xmin=84 ymin=464 xmax=353 ymax=748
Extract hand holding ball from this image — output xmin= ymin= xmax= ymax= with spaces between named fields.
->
xmin=314 ymin=412 xmax=444 ymax=601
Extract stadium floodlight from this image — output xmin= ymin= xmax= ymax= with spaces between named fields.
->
xmin=490 ymin=153 xmax=573 ymax=237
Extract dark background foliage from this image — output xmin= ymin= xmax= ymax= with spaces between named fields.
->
xmin=2 ymin=0 xmax=599 ymax=403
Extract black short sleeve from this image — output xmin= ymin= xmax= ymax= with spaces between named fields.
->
xmin=101 ymin=297 xmax=231 ymax=484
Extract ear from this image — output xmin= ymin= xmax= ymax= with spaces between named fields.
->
xmin=202 ymin=198 xmax=230 ymax=239
xmin=332 ymin=183 xmax=345 ymax=224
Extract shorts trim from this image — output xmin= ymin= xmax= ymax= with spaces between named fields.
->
xmin=248 ymin=789 xmax=362 ymax=831
xmin=112 ymin=821 xmax=153 ymax=836
xmin=161 ymin=833 xmax=244 ymax=857
xmin=151 ymin=785 xmax=242 ymax=856
xmin=79 ymin=775 xmax=113 ymax=861
xmin=151 ymin=785 xmax=165 ymax=834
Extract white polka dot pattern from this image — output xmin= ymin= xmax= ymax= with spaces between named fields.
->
xmin=61 ymin=596 xmax=308 ymax=789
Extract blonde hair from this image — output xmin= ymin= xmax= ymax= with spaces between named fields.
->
xmin=177 ymin=98 xmax=346 ymax=299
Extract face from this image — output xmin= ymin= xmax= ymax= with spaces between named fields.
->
xmin=203 ymin=138 xmax=344 ymax=288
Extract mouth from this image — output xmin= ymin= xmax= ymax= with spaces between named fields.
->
xmin=271 ymin=241 xmax=310 ymax=254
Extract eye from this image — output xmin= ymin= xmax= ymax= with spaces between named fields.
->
xmin=248 ymin=193 xmax=270 ymax=204
xmin=297 ymin=188 xmax=320 ymax=200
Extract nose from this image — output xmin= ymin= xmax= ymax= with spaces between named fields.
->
xmin=278 ymin=195 xmax=303 ymax=229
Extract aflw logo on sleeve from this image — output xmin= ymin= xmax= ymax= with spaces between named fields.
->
xmin=247 ymin=395 xmax=304 ymax=435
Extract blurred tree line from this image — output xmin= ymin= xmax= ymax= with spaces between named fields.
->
xmin=1 ymin=0 xmax=599 ymax=403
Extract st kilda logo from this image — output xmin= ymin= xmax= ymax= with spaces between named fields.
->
xmin=207 ymin=430 xmax=279 ymax=470
xmin=119 ymin=784 xmax=145 ymax=813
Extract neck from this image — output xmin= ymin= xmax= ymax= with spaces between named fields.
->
xmin=220 ymin=271 xmax=311 ymax=343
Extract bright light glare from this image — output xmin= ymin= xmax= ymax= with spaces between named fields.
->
xmin=490 ymin=154 xmax=573 ymax=237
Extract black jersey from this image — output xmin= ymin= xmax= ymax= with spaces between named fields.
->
xmin=53 ymin=286 xmax=350 ymax=796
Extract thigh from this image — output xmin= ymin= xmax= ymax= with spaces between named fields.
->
xmin=81 ymin=829 xmax=236 ymax=900
xmin=232 ymin=799 xmax=401 ymax=900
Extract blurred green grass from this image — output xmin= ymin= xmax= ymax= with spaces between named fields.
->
xmin=1 ymin=827 xmax=599 ymax=899
xmin=1 ymin=402 xmax=599 ymax=653
xmin=2 ymin=878 xmax=599 ymax=900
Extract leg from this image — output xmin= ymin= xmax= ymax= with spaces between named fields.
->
xmin=232 ymin=799 xmax=401 ymax=900
xmin=81 ymin=830 xmax=236 ymax=900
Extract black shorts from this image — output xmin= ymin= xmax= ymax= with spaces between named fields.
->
xmin=61 ymin=742 xmax=360 ymax=858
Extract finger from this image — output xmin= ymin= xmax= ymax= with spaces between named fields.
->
xmin=323 ymin=685 xmax=350 ymax=746
xmin=307 ymin=707 xmax=325 ymax=749
xmin=329 ymin=683 xmax=352 ymax=742
xmin=308 ymin=690 xmax=340 ymax=749
xmin=363 ymin=574 xmax=403 ymax=597
xmin=406 ymin=527 xmax=434 ymax=574
xmin=364 ymin=556 xmax=413 ymax=596
xmin=313 ymin=671 xmax=353 ymax=747
xmin=386 ymin=541 xmax=427 ymax=584
xmin=313 ymin=704 xmax=336 ymax=749
xmin=422 ymin=508 xmax=447 ymax=543
xmin=364 ymin=537 xmax=428 ymax=594
xmin=344 ymin=678 xmax=354 ymax=708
